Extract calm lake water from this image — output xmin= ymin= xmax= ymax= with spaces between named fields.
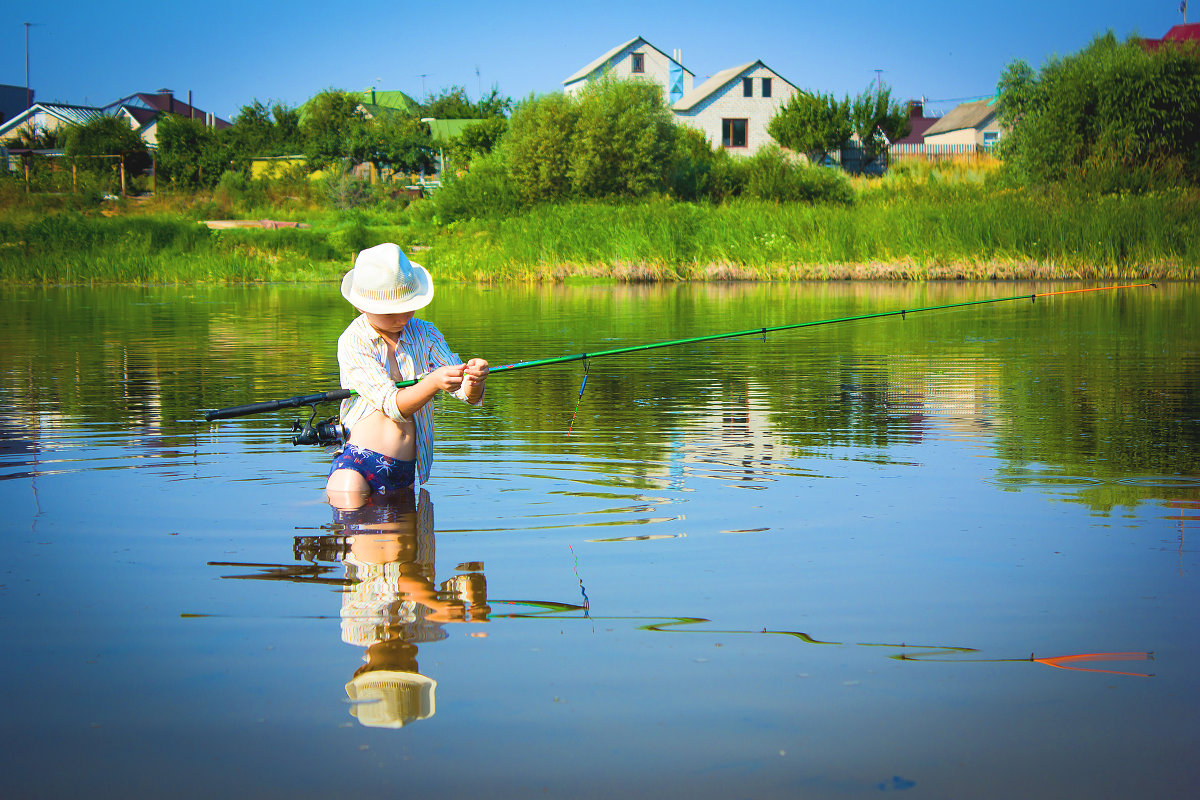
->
xmin=1 ymin=281 xmax=1197 ymax=799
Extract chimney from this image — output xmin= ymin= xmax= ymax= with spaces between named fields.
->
xmin=188 ymin=90 xmax=193 ymax=119
xmin=909 ymin=99 xmax=923 ymax=118
xmin=371 ymin=87 xmax=376 ymax=104
xmin=157 ymin=87 xmax=174 ymax=115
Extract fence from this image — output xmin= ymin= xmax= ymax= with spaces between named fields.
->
xmin=886 ymin=143 xmax=996 ymax=163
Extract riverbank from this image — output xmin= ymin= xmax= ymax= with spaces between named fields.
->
xmin=2 ymin=182 xmax=1197 ymax=283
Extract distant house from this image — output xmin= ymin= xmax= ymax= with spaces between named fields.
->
xmin=890 ymin=100 xmax=940 ymax=145
xmin=923 ymin=97 xmax=1004 ymax=148
xmin=563 ymin=36 xmax=694 ymax=105
xmin=564 ymin=38 xmax=798 ymax=154
xmin=0 ymin=88 xmax=228 ymax=149
xmin=1141 ymin=22 xmax=1200 ymax=51
xmin=356 ymin=87 xmax=420 ymax=120
xmin=0 ymin=102 xmax=107 ymax=144
xmin=102 ymin=89 xmax=230 ymax=145
xmin=672 ymin=60 xmax=798 ymax=153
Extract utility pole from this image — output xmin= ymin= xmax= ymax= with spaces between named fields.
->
xmin=874 ymin=68 xmax=884 ymax=87
xmin=24 ymin=22 xmax=33 ymax=110
xmin=417 ymin=73 xmax=428 ymax=100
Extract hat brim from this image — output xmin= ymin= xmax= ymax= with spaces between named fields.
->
xmin=341 ymin=262 xmax=434 ymax=314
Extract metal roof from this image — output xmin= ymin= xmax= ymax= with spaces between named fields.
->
xmin=923 ymin=97 xmax=999 ymax=136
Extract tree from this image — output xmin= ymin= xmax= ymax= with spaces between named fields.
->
xmin=301 ymin=90 xmax=370 ymax=169
xmin=568 ymin=76 xmax=677 ymax=197
xmin=360 ymin=115 xmax=435 ymax=175
xmin=156 ymin=114 xmax=228 ymax=188
xmin=504 ymin=92 xmax=579 ymax=203
xmin=63 ymin=116 xmax=150 ymax=189
xmin=849 ymin=82 xmax=910 ymax=170
xmin=997 ymin=32 xmax=1200 ymax=189
xmin=448 ymin=117 xmax=508 ymax=165
xmin=767 ymin=91 xmax=851 ymax=165
xmin=421 ymin=85 xmax=511 ymax=119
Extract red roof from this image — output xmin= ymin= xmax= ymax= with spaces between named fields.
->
xmin=1141 ymin=23 xmax=1200 ymax=51
xmin=891 ymin=101 xmax=941 ymax=145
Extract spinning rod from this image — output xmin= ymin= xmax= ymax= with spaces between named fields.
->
xmin=203 ymin=282 xmax=1156 ymax=425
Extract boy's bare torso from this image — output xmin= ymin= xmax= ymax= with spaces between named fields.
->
xmin=347 ymin=336 xmax=417 ymax=461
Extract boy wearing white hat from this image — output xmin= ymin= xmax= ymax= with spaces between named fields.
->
xmin=327 ymin=243 xmax=488 ymax=504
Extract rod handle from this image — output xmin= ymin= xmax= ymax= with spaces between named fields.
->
xmin=204 ymin=390 xmax=353 ymax=421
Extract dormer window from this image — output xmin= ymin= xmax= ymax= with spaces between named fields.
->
xmin=632 ymin=53 xmax=645 ymax=73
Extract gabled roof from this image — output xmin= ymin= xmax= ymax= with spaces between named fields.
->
xmin=671 ymin=60 xmax=796 ymax=111
xmin=0 ymin=102 xmax=107 ymax=139
xmin=359 ymin=88 xmax=419 ymax=114
xmin=103 ymin=91 xmax=231 ymax=127
xmin=563 ymin=36 xmax=692 ymax=85
xmin=923 ymin=97 xmax=999 ymax=136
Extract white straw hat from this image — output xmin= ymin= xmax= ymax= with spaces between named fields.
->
xmin=345 ymin=670 xmax=437 ymax=728
xmin=341 ymin=243 xmax=434 ymax=314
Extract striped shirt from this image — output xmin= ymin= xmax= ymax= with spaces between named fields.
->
xmin=337 ymin=314 xmax=479 ymax=484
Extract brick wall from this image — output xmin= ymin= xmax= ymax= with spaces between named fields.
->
xmin=673 ymin=65 xmax=796 ymax=153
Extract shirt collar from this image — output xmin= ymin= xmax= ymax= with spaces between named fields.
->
xmin=358 ymin=314 xmax=418 ymax=347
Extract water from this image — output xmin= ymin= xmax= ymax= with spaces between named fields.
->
xmin=1 ymin=281 xmax=1196 ymax=799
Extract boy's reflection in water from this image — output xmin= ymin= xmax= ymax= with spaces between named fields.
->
xmin=331 ymin=488 xmax=489 ymax=729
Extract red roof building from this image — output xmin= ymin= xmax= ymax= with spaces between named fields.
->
xmin=1141 ymin=23 xmax=1200 ymax=51
xmin=891 ymin=100 xmax=940 ymax=145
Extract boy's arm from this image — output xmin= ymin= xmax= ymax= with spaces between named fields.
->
xmin=340 ymin=332 xmax=467 ymax=420
xmin=426 ymin=332 xmax=487 ymax=406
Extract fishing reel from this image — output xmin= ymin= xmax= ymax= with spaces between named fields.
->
xmin=292 ymin=404 xmax=348 ymax=447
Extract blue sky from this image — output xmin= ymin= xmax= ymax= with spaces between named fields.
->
xmin=4 ymin=1 xmax=1188 ymax=121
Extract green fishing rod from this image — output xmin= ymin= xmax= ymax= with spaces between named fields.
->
xmin=203 ymin=282 xmax=1156 ymax=426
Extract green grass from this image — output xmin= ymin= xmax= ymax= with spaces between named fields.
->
xmin=1 ymin=171 xmax=1196 ymax=283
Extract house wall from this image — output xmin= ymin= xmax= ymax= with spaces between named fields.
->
xmin=565 ymin=41 xmax=693 ymax=103
xmin=673 ymin=65 xmax=797 ymax=154
xmin=924 ymin=113 xmax=1003 ymax=147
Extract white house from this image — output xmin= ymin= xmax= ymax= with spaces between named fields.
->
xmin=563 ymin=36 xmax=694 ymax=106
xmin=671 ymin=60 xmax=798 ymax=154
xmin=565 ymin=40 xmax=799 ymax=154
xmin=923 ymin=97 xmax=1004 ymax=148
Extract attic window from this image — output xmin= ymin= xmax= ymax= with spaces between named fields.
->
xmin=762 ymin=78 xmax=772 ymax=98
xmin=632 ymin=53 xmax=645 ymax=73
xmin=742 ymin=78 xmax=753 ymax=97
xmin=722 ymin=118 xmax=748 ymax=148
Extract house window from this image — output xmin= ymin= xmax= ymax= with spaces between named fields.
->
xmin=631 ymin=53 xmax=645 ymax=73
xmin=742 ymin=77 xmax=753 ymax=97
xmin=722 ymin=118 xmax=748 ymax=148
xmin=982 ymin=130 xmax=1000 ymax=148
xmin=761 ymin=77 xmax=772 ymax=98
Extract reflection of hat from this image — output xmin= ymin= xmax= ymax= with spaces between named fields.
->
xmin=341 ymin=243 xmax=434 ymax=314
xmin=345 ymin=670 xmax=436 ymax=728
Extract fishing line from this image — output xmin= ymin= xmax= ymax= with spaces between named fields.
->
xmin=566 ymin=356 xmax=589 ymax=436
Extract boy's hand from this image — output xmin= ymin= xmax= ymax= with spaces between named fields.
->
xmin=463 ymin=358 xmax=489 ymax=398
xmin=427 ymin=364 xmax=466 ymax=392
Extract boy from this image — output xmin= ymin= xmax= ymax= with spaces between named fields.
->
xmin=327 ymin=243 xmax=488 ymax=504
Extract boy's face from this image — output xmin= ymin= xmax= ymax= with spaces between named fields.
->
xmin=364 ymin=310 xmax=414 ymax=337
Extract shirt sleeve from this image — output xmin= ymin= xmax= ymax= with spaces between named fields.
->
xmin=422 ymin=324 xmax=484 ymax=406
xmin=337 ymin=327 xmax=409 ymax=422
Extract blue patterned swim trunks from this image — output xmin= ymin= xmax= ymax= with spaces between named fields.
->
xmin=329 ymin=445 xmax=416 ymax=493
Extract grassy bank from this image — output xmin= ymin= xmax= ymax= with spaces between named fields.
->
xmin=1 ymin=177 xmax=1197 ymax=283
